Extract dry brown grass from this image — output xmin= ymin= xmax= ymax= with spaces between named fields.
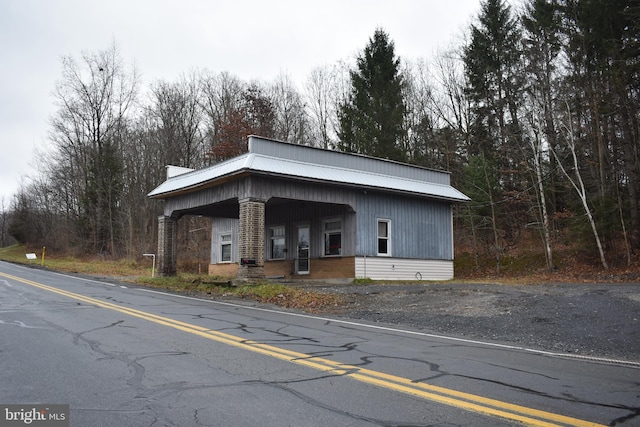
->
xmin=0 ymin=244 xmax=342 ymax=311
xmin=0 ymin=244 xmax=150 ymax=277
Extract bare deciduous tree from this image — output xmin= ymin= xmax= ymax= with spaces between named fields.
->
xmin=48 ymin=42 xmax=138 ymax=255
xmin=150 ymin=72 xmax=205 ymax=169
xmin=0 ymin=196 xmax=16 ymax=247
xmin=270 ymin=72 xmax=308 ymax=145
xmin=526 ymin=103 xmax=555 ymax=271
xmin=553 ymin=103 xmax=608 ymax=270
xmin=200 ymin=71 xmax=245 ymax=160
xmin=304 ymin=65 xmax=339 ymax=149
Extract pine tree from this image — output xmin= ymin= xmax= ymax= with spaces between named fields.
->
xmin=463 ymin=0 xmax=525 ymax=273
xmin=464 ymin=0 xmax=524 ymax=159
xmin=522 ymin=0 xmax=563 ymax=271
xmin=338 ymin=29 xmax=407 ymax=162
xmin=560 ymin=0 xmax=640 ymax=253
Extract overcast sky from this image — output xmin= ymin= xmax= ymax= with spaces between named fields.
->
xmin=0 ymin=0 xmax=483 ymax=204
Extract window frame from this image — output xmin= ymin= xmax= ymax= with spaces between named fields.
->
xmin=322 ymin=218 xmax=342 ymax=257
xmin=377 ymin=219 xmax=391 ymax=256
xmin=220 ymin=233 xmax=232 ymax=263
xmin=269 ymin=225 xmax=286 ymax=260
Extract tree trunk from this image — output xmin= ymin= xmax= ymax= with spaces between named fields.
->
xmin=555 ymin=106 xmax=609 ymax=270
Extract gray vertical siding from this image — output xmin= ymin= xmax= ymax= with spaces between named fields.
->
xmin=249 ymin=136 xmax=452 ymax=185
xmin=355 ymin=192 xmax=452 ymax=260
xmin=210 ymin=199 xmax=356 ymax=265
xmin=208 ymin=184 xmax=454 ymax=266
xmin=210 ymin=193 xmax=452 ymax=264
xmin=265 ymin=202 xmax=355 ymax=258
xmin=210 ymin=218 xmax=239 ymax=263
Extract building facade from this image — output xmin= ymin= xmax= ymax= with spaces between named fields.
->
xmin=148 ymin=136 xmax=469 ymax=281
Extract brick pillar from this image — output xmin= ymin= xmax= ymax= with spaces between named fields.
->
xmin=157 ymin=215 xmax=177 ymax=276
xmin=238 ymin=199 xmax=265 ymax=280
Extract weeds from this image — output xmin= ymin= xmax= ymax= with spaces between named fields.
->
xmin=234 ymin=283 xmax=341 ymax=312
xmin=134 ymin=277 xmax=340 ymax=312
xmin=0 ymin=244 xmax=148 ymax=276
xmin=0 ymin=246 xmax=342 ymax=312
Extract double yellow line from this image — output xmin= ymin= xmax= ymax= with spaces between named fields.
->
xmin=1 ymin=271 xmax=605 ymax=427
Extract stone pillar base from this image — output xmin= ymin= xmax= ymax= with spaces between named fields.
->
xmin=157 ymin=216 xmax=177 ymax=276
xmin=237 ymin=199 xmax=265 ymax=280
xmin=237 ymin=265 xmax=265 ymax=280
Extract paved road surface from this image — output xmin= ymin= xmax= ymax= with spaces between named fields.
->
xmin=1 ymin=261 xmax=638 ymax=426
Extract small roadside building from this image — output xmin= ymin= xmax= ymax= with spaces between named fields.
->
xmin=148 ymin=136 xmax=469 ymax=281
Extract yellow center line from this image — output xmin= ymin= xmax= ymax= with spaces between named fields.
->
xmin=1 ymin=272 xmax=606 ymax=427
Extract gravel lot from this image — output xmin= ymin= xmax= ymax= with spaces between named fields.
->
xmin=74 ymin=270 xmax=640 ymax=365
xmin=305 ymin=282 xmax=640 ymax=364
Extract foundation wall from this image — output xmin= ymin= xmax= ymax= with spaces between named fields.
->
xmin=263 ymin=256 xmax=355 ymax=280
xmin=208 ymin=263 xmax=239 ymax=277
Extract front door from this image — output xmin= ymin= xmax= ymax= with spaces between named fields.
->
xmin=296 ymin=225 xmax=310 ymax=275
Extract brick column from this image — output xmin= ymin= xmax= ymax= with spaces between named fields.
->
xmin=238 ymin=198 xmax=265 ymax=280
xmin=157 ymin=215 xmax=177 ymax=276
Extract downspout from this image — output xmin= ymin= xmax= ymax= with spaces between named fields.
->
xmin=363 ymin=255 xmax=367 ymax=279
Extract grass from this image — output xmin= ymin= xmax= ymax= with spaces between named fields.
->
xmin=0 ymin=244 xmax=342 ymax=312
xmin=135 ymin=274 xmax=233 ymax=293
xmin=352 ymin=277 xmax=375 ymax=285
xmin=3 ymin=241 xmax=633 ymax=309
xmin=0 ymin=244 xmax=149 ymax=277
xmin=134 ymin=275 xmax=341 ymax=312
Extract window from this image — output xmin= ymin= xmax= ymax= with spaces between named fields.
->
xmin=220 ymin=233 xmax=232 ymax=262
xmin=270 ymin=225 xmax=285 ymax=259
xmin=323 ymin=219 xmax=342 ymax=256
xmin=377 ymin=219 xmax=391 ymax=256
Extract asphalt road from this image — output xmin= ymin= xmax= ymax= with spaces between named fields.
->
xmin=1 ymin=261 xmax=638 ymax=426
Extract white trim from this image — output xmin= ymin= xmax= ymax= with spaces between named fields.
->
xmin=376 ymin=218 xmax=391 ymax=257
xmin=269 ymin=224 xmax=286 ymax=260
xmin=219 ymin=233 xmax=232 ymax=263
xmin=355 ymin=257 xmax=453 ymax=281
xmin=321 ymin=217 xmax=343 ymax=257
xmin=451 ymin=208 xmax=456 ymax=260
xmin=296 ymin=224 xmax=310 ymax=275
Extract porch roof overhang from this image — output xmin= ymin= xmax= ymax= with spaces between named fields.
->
xmin=148 ymin=151 xmax=470 ymax=203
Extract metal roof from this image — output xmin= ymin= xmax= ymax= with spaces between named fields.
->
xmin=148 ymin=138 xmax=469 ymax=202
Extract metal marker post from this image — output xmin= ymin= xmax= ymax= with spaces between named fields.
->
xmin=142 ymin=253 xmax=156 ymax=278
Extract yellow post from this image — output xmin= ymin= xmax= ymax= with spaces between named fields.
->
xmin=41 ymin=246 xmax=46 ymax=266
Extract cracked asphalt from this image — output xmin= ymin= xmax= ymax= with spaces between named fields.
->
xmin=3 ymin=260 xmax=640 ymax=426
xmin=301 ymin=282 xmax=640 ymax=363
xmin=88 ymin=273 xmax=640 ymax=363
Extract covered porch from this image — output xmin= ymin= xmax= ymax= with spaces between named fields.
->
xmin=154 ymin=173 xmax=357 ymax=280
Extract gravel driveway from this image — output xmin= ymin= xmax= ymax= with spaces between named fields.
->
xmin=307 ymin=282 xmax=640 ymax=364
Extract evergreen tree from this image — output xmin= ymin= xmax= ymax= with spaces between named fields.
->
xmin=463 ymin=0 xmax=526 ymax=272
xmin=560 ymin=0 xmax=640 ymax=250
xmin=522 ymin=0 xmax=563 ymax=270
xmin=338 ymin=29 xmax=407 ymax=161
xmin=463 ymin=0 xmax=524 ymax=168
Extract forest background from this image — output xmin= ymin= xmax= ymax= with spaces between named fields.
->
xmin=1 ymin=0 xmax=638 ymax=279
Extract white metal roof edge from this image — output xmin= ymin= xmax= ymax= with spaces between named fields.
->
xmin=248 ymin=135 xmax=453 ymax=177
xmin=147 ymin=154 xmax=252 ymax=197
xmin=148 ymin=152 xmax=470 ymax=202
xmin=249 ymin=155 xmax=470 ymax=202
